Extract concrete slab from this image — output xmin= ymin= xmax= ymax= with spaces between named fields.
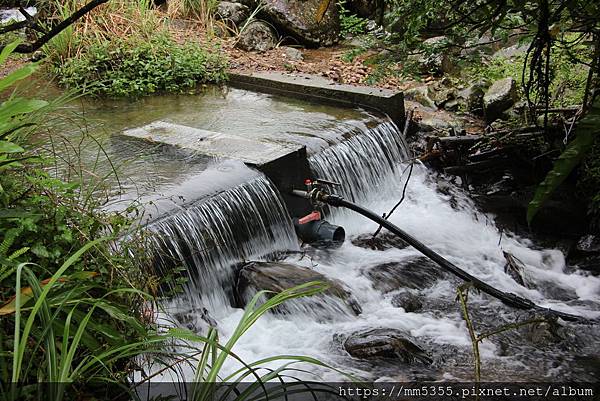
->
xmin=122 ymin=121 xmax=314 ymax=216
xmin=123 ymin=120 xmax=301 ymax=166
xmin=229 ymin=71 xmax=405 ymax=126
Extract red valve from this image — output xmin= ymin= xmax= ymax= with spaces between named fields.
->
xmin=298 ymin=211 xmax=321 ymax=225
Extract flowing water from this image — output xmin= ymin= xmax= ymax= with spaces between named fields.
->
xmin=49 ymin=86 xmax=599 ymax=383
xmin=149 ymin=112 xmax=599 ymax=383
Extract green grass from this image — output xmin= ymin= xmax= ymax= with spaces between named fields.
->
xmin=43 ymin=0 xmax=228 ymax=97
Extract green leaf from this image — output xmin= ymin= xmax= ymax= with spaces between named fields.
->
xmin=0 ymin=63 xmax=38 ymax=93
xmin=527 ymin=99 xmax=600 ymax=224
xmin=0 ymin=141 xmax=24 ymax=154
xmin=0 ymin=40 xmax=21 ymax=66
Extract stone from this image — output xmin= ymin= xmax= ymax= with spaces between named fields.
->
xmin=409 ymin=36 xmax=455 ymax=75
xmin=457 ymin=83 xmax=487 ymax=115
xmin=576 ymin=235 xmax=600 ymax=254
xmin=391 ymin=292 xmax=423 ymax=313
xmin=216 ymin=1 xmax=250 ymax=25
xmin=236 ymin=261 xmax=362 ymax=315
xmin=343 ymin=328 xmax=432 ymax=363
xmin=240 ymin=0 xmax=340 ymax=47
xmin=281 ymin=46 xmax=303 ymax=61
xmin=235 ymin=20 xmax=277 ymax=52
xmin=405 ymin=85 xmax=436 ymax=109
xmin=362 ymin=257 xmax=443 ymax=293
xmin=351 ymin=232 xmax=409 ymax=251
xmin=483 ymin=77 xmax=518 ymax=122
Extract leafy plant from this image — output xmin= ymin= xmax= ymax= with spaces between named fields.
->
xmin=338 ymin=0 xmax=368 ymax=37
xmin=527 ymin=97 xmax=600 ymax=224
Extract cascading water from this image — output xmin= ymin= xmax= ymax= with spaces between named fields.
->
xmin=133 ymin=115 xmax=598 ymax=384
xmin=309 ymin=121 xmax=410 ymax=203
xmin=145 ymin=173 xmax=298 ymax=311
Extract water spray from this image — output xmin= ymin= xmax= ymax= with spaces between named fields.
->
xmin=292 ymin=180 xmax=594 ymax=323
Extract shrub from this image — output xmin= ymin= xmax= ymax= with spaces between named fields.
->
xmin=54 ymin=33 xmax=227 ymax=97
xmin=44 ymin=0 xmax=228 ymax=97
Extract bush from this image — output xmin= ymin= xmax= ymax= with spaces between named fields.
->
xmin=54 ymin=33 xmax=227 ymax=97
xmin=44 ymin=0 xmax=227 ymax=97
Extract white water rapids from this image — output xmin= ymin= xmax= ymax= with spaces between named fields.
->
xmin=143 ymin=119 xmax=599 ymax=384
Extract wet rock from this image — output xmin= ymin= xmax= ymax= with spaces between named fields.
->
xmin=216 ymin=1 xmax=250 ymax=25
xmin=522 ymin=318 xmax=564 ymax=346
xmin=391 ymin=292 xmax=423 ymax=312
xmin=363 ymin=257 xmax=442 ymax=293
xmin=569 ymin=235 xmax=600 ymax=275
xmin=405 ymin=85 xmax=436 ymax=109
xmin=351 ymin=232 xmax=409 ymax=251
xmin=236 ymin=261 xmax=362 ymax=315
xmin=235 ymin=20 xmax=277 ymax=52
xmin=240 ymin=0 xmax=340 ymax=47
xmin=576 ymin=235 xmax=600 ymax=253
xmin=173 ymin=307 xmax=218 ymax=332
xmin=483 ymin=77 xmax=518 ymax=122
xmin=343 ymin=328 xmax=432 ymax=364
xmin=281 ymin=46 xmax=303 ymax=61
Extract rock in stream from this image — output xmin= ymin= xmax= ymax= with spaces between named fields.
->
xmin=236 ymin=261 xmax=362 ymax=316
xmin=343 ymin=328 xmax=432 ymax=364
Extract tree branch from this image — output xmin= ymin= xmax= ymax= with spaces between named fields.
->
xmin=0 ymin=0 xmax=109 ymax=54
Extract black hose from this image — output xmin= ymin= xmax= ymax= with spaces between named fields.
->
xmin=321 ymin=193 xmax=592 ymax=323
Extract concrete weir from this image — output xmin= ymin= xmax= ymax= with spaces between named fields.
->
xmin=229 ymin=71 xmax=405 ymax=126
xmin=122 ymin=121 xmax=313 ymax=216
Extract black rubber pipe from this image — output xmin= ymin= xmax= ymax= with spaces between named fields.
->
xmin=318 ymin=193 xmax=591 ymax=323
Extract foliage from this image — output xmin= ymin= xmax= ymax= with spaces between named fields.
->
xmin=527 ymin=97 xmax=600 ymax=224
xmin=338 ymin=0 xmax=368 ymax=37
xmin=43 ymin=0 xmax=227 ymax=97
xmin=54 ymin=32 xmax=227 ymax=97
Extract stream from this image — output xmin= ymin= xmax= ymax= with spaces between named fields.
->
xmin=53 ymin=85 xmax=600 ymax=385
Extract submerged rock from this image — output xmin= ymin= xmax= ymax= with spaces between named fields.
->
xmin=363 ymin=257 xmax=442 ymax=293
xmin=343 ymin=328 xmax=432 ymax=364
xmin=235 ymin=20 xmax=277 ymax=52
xmin=236 ymin=261 xmax=362 ymax=315
xmin=391 ymin=292 xmax=423 ymax=312
xmin=351 ymin=232 xmax=409 ymax=251
xmin=483 ymin=77 xmax=518 ymax=122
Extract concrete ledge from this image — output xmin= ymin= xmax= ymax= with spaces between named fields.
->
xmin=122 ymin=121 xmax=314 ymax=216
xmin=228 ymin=71 xmax=405 ymax=126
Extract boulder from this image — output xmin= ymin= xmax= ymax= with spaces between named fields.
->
xmin=281 ymin=46 xmax=303 ymax=61
xmin=216 ymin=1 xmax=250 ymax=25
xmin=240 ymin=0 xmax=340 ymax=46
xmin=235 ymin=20 xmax=277 ymax=52
xmin=362 ymin=257 xmax=442 ymax=293
xmin=483 ymin=77 xmax=518 ymax=122
xmin=343 ymin=328 xmax=432 ymax=363
xmin=391 ymin=292 xmax=423 ymax=313
xmin=236 ymin=261 xmax=362 ymax=315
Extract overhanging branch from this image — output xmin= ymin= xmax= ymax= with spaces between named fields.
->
xmin=0 ymin=0 xmax=109 ymax=54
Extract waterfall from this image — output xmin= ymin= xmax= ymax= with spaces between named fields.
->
xmin=144 ymin=174 xmax=298 ymax=310
xmin=309 ymin=121 xmax=410 ymax=203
